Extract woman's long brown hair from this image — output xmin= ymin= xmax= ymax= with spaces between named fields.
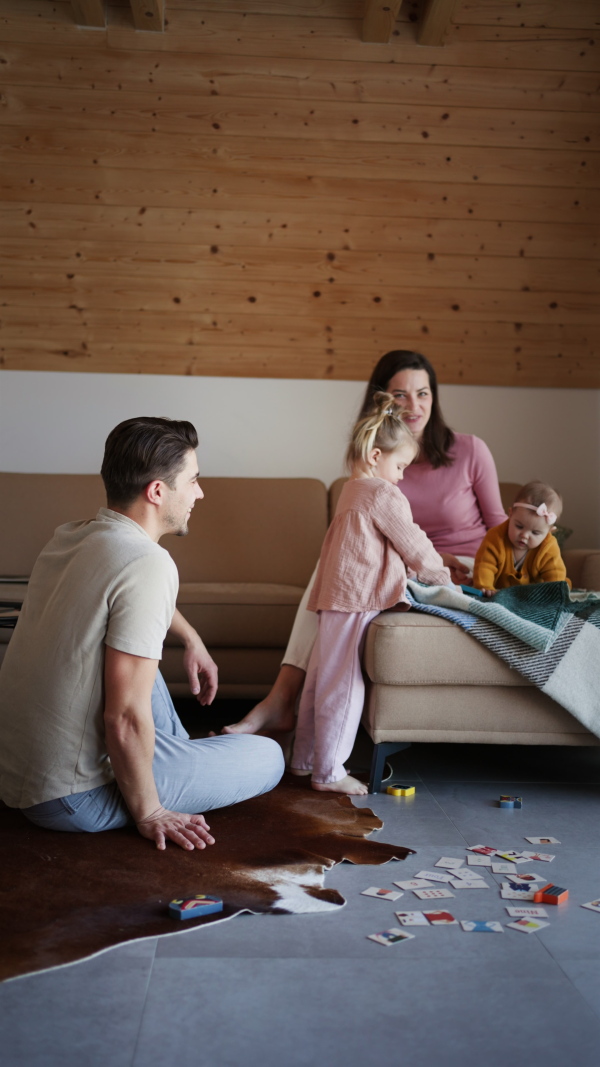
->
xmin=359 ymin=350 xmax=455 ymax=468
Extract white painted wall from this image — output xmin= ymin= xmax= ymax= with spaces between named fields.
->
xmin=1 ymin=371 xmax=598 ymax=548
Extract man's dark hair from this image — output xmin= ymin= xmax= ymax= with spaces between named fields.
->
xmin=359 ymin=350 xmax=455 ymax=469
xmin=101 ymin=416 xmax=199 ymax=507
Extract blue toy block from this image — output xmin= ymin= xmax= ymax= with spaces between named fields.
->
xmin=499 ymin=795 xmax=522 ymax=809
xmin=460 ymin=585 xmax=484 ymax=598
xmin=168 ymin=894 xmax=223 ymax=921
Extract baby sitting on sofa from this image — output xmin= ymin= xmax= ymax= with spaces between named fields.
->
xmin=473 ymin=480 xmax=569 ymax=593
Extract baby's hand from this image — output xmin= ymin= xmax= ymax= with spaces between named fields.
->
xmin=481 ymin=588 xmax=496 ymax=598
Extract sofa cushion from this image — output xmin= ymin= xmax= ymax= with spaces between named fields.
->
xmin=364 ymin=611 xmax=529 ymax=687
xmin=169 ymin=582 xmax=304 ymax=648
xmin=0 ymin=474 xmax=105 ymax=576
xmin=161 ymin=646 xmax=283 ymax=689
xmin=563 ymin=549 xmax=600 ymax=591
xmin=165 ymin=477 xmax=327 ymax=586
xmin=0 ymin=474 xmax=327 ymax=589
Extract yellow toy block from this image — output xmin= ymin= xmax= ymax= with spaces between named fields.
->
xmin=386 ymin=785 xmax=415 ymax=797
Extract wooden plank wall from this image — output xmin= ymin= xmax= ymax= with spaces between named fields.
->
xmin=0 ymin=0 xmax=599 ymax=386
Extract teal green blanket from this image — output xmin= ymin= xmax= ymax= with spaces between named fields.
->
xmin=407 ymin=581 xmax=600 ymax=653
xmin=406 ymin=581 xmax=600 ymax=739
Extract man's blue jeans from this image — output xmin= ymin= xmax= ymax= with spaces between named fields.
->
xmin=22 ymin=672 xmax=284 ymax=832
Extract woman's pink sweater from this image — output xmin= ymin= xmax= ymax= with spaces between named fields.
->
xmin=308 ymin=477 xmax=451 ymax=613
xmin=401 ymin=433 xmax=506 ymax=557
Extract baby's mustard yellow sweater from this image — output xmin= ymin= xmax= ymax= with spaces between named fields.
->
xmin=473 ymin=520 xmax=569 ymax=590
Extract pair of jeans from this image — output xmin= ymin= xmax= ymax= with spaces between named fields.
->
xmin=22 ymin=671 xmax=284 ymax=832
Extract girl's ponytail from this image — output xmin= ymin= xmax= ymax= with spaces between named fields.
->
xmin=346 ymin=392 xmax=418 ymax=470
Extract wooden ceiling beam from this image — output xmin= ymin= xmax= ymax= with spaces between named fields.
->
xmin=362 ymin=1 xmax=403 ymax=44
xmin=128 ymin=0 xmax=165 ymax=33
xmin=70 ymin=0 xmax=105 ymax=27
xmin=417 ymin=0 xmax=461 ymax=47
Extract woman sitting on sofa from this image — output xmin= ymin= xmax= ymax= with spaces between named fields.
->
xmin=225 ymin=349 xmax=507 ymax=736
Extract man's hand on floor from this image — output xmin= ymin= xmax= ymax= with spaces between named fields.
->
xmin=136 ymin=807 xmax=216 ymax=851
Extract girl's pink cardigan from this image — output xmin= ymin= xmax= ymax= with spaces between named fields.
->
xmin=308 ymin=477 xmax=452 ymax=613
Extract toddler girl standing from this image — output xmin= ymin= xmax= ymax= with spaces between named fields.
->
xmin=291 ymin=393 xmax=452 ymax=795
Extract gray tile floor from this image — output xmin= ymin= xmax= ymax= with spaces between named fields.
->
xmin=3 ymin=741 xmax=600 ymax=1067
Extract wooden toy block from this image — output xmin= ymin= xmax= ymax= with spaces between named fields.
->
xmin=533 ymin=883 xmax=569 ymax=905
xmin=499 ymin=795 xmax=522 ymax=809
xmin=168 ymin=894 xmax=223 ymax=920
xmin=387 ymin=785 xmax=415 ymax=796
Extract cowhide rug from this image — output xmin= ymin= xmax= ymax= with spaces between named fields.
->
xmin=0 ymin=774 xmax=414 ymax=983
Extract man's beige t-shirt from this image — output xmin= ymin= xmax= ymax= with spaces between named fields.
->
xmin=0 ymin=508 xmax=178 ymax=808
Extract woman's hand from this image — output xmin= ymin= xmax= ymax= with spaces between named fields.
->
xmin=441 ymin=553 xmax=470 ymax=584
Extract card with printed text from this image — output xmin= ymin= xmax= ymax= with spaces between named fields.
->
xmin=435 ymin=857 xmax=464 ymax=869
xmin=524 ymin=837 xmax=560 ymax=845
xmin=467 ymin=845 xmax=497 ymax=856
xmin=491 ymin=863 xmax=517 ymax=875
xmin=415 ymin=869 xmax=454 ymax=883
xmin=505 ymin=906 xmax=548 ymax=918
xmin=581 ymin=900 xmax=600 ymax=914
xmin=393 ymin=879 xmax=433 ymax=891
xmin=467 ymin=854 xmax=493 ymax=867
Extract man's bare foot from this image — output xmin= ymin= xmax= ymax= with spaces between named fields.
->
xmin=220 ymin=665 xmax=304 ymax=735
xmin=312 ymin=775 xmax=368 ymax=796
xmin=290 ymin=768 xmax=311 ymax=776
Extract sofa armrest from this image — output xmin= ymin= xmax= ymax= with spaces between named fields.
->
xmin=563 ymin=549 xmax=600 ymax=591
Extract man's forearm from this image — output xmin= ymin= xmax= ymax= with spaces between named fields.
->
xmin=169 ymin=608 xmax=218 ymax=704
xmin=104 ymin=706 xmax=162 ymax=823
xmin=169 ymin=606 xmax=201 ymax=648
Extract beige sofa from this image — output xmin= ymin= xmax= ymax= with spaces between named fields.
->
xmin=2 ymin=472 xmax=599 ymax=793
xmin=0 ymin=472 xmax=327 ymax=696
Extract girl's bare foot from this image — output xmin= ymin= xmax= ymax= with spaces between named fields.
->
xmin=221 ymin=665 xmax=304 ymax=735
xmin=312 ymin=775 xmax=368 ymax=796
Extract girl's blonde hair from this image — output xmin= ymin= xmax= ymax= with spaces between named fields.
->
xmin=346 ymin=391 xmax=419 ymax=470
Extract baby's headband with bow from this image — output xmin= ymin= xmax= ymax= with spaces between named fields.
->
xmin=513 ymin=502 xmax=557 ymax=526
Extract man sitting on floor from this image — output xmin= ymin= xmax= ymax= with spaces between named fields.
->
xmin=0 ymin=417 xmax=284 ymax=850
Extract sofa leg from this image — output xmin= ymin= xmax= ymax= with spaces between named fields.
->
xmin=369 ymin=742 xmax=412 ymax=794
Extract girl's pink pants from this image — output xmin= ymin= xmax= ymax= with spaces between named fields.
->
xmin=291 ymin=609 xmax=380 ymax=784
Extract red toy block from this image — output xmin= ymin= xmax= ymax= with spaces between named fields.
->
xmin=533 ymin=883 xmax=569 ymax=905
